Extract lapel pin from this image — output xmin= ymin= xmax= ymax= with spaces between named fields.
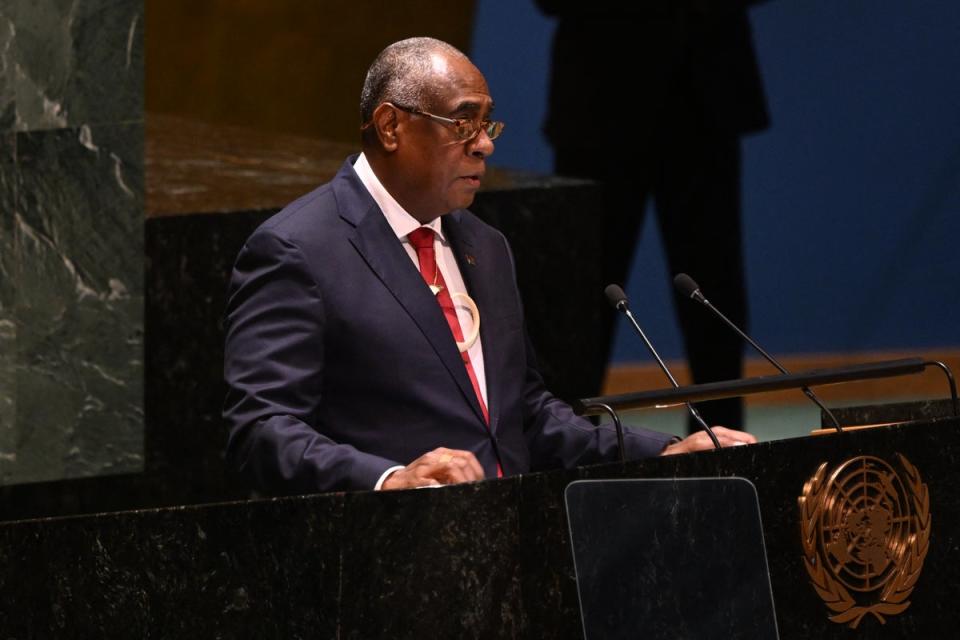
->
xmin=466 ymin=253 xmax=477 ymax=266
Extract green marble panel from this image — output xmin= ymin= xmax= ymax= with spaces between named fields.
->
xmin=0 ymin=133 xmax=15 ymax=469
xmin=8 ymin=123 xmax=143 ymax=484
xmin=7 ymin=0 xmax=142 ymax=132
xmin=0 ymin=10 xmax=13 ymax=131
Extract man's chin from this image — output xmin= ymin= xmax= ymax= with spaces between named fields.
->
xmin=441 ymin=197 xmax=474 ymax=215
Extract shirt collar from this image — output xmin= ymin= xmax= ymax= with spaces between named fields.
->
xmin=353 ymin=153 xmax=444 ymax=241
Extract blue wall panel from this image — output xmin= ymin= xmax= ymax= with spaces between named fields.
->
xmin=472 ymin=0 xmax=960 ymax=362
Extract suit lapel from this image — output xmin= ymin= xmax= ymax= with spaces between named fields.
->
xmin=445 ymin=213 xmax=504 ymax=433
xmin=335 ymin=167 xmax=488 ymax=427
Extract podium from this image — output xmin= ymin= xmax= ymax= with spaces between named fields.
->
xmin=0 ymin=414 xmax=957 ymax=638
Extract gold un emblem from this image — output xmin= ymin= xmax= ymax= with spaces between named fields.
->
xmin=798 ymin=454 xmax=930 ymax=629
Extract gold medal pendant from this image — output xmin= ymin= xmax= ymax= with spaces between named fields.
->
xmin=453 ymin=292 xmax=480 ymax=353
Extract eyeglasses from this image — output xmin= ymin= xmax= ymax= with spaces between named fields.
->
xmin=390 ymin=103 xmax=504 ymax=142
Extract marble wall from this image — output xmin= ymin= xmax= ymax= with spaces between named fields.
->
xmin=0 ymin=0 xmax=143 ymax=485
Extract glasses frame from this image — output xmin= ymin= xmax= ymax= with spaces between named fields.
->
xmin=389 ymin=103 xmax=504 ymax=142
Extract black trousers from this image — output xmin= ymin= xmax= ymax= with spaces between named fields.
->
xmin=554 ymin=121 xmax=748 ymax=432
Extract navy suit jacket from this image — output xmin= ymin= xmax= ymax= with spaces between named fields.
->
xmin=223 ymin=157 xmax=673 ymax=493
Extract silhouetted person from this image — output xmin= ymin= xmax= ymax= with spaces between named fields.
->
xmin=538 ymin=0 xmax=770 ymax=431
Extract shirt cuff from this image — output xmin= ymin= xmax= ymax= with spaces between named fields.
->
xmin=374 ymin=465 xmax=406 ymax=491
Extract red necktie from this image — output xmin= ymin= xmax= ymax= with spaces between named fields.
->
xmin=407 ymin=227 xmax=490 ymax=426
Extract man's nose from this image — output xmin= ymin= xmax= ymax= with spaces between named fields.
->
xmin=468 ymin=128 xmax=494 ymax=159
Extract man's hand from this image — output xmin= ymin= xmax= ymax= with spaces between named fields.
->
xmin=660 ymin=427 xmax=757 ymax=456
xmin=381 ymin=447 xmax=486 ymax=490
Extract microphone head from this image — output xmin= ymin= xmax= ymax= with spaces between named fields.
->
xmin=673 ymin=273 xmax=701 ymax=299
xmin=604 ymin=284 xmax=628 ymax=310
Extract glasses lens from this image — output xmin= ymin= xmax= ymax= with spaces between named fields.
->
xmin=453 ymin=119 xmax=504 ymax=141
xmin=485 ymin=121 xmax=503 ymax=141
xmin=453 ymin=120 xmax=475 ymax=140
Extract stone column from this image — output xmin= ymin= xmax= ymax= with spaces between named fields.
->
xmin=0 ymin=0 xmax=143 ymax=485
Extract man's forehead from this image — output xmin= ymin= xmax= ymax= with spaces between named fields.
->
xmin=425 ymin=53 xmax=493 ymax=113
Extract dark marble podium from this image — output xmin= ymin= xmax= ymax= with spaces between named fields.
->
xmin=1 ymin=416 xmax=957 ymax=638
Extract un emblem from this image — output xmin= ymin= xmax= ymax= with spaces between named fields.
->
xmin=798 ymin=454 xmax=930 ymax=628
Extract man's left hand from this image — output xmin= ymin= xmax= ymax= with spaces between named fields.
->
xmin=660 ymin=427 xmax=757 ymax=456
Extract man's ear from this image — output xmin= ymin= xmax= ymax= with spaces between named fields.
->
xmin=371 ymin=103 xmax=400 ymax=152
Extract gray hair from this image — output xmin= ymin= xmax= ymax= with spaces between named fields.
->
xmin=359 ymin=37 xmax=468 ymax=124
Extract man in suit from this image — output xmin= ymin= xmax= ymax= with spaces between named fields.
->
xmin=537 ymin=1 xmax=771 ymax=432
xmin=223 ymin=37 xmax=754 ymax=494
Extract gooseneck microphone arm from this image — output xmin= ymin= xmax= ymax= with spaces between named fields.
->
xmin=673 ymin=273 xmax=843 ymax=432
xmin=923 ymin=360 xmax=959 ymax=418
xmin=581 ymin=401 xmax=626 ymax=463
xmin=604 ymin=285 xmax=722 ymax=449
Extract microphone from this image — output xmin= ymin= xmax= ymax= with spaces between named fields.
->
xmin=604 ymin=284 xmax=722 ymax=448
xmin=673 ymin=273 xmax=842 ymax=432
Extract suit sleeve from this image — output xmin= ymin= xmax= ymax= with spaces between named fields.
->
xmin=492 ymin=236 xmax=675 ymax=469
xmin=520 ymin=333 xmax=676 ymax=470
xmin=223 ymin=229 xmax=400 ymax=493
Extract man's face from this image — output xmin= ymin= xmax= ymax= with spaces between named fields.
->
xmin=392 ymin=53 xmax=495 ymax=222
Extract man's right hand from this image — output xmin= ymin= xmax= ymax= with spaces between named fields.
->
xmin=381 ymin=447 xmax=486 ymax=490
